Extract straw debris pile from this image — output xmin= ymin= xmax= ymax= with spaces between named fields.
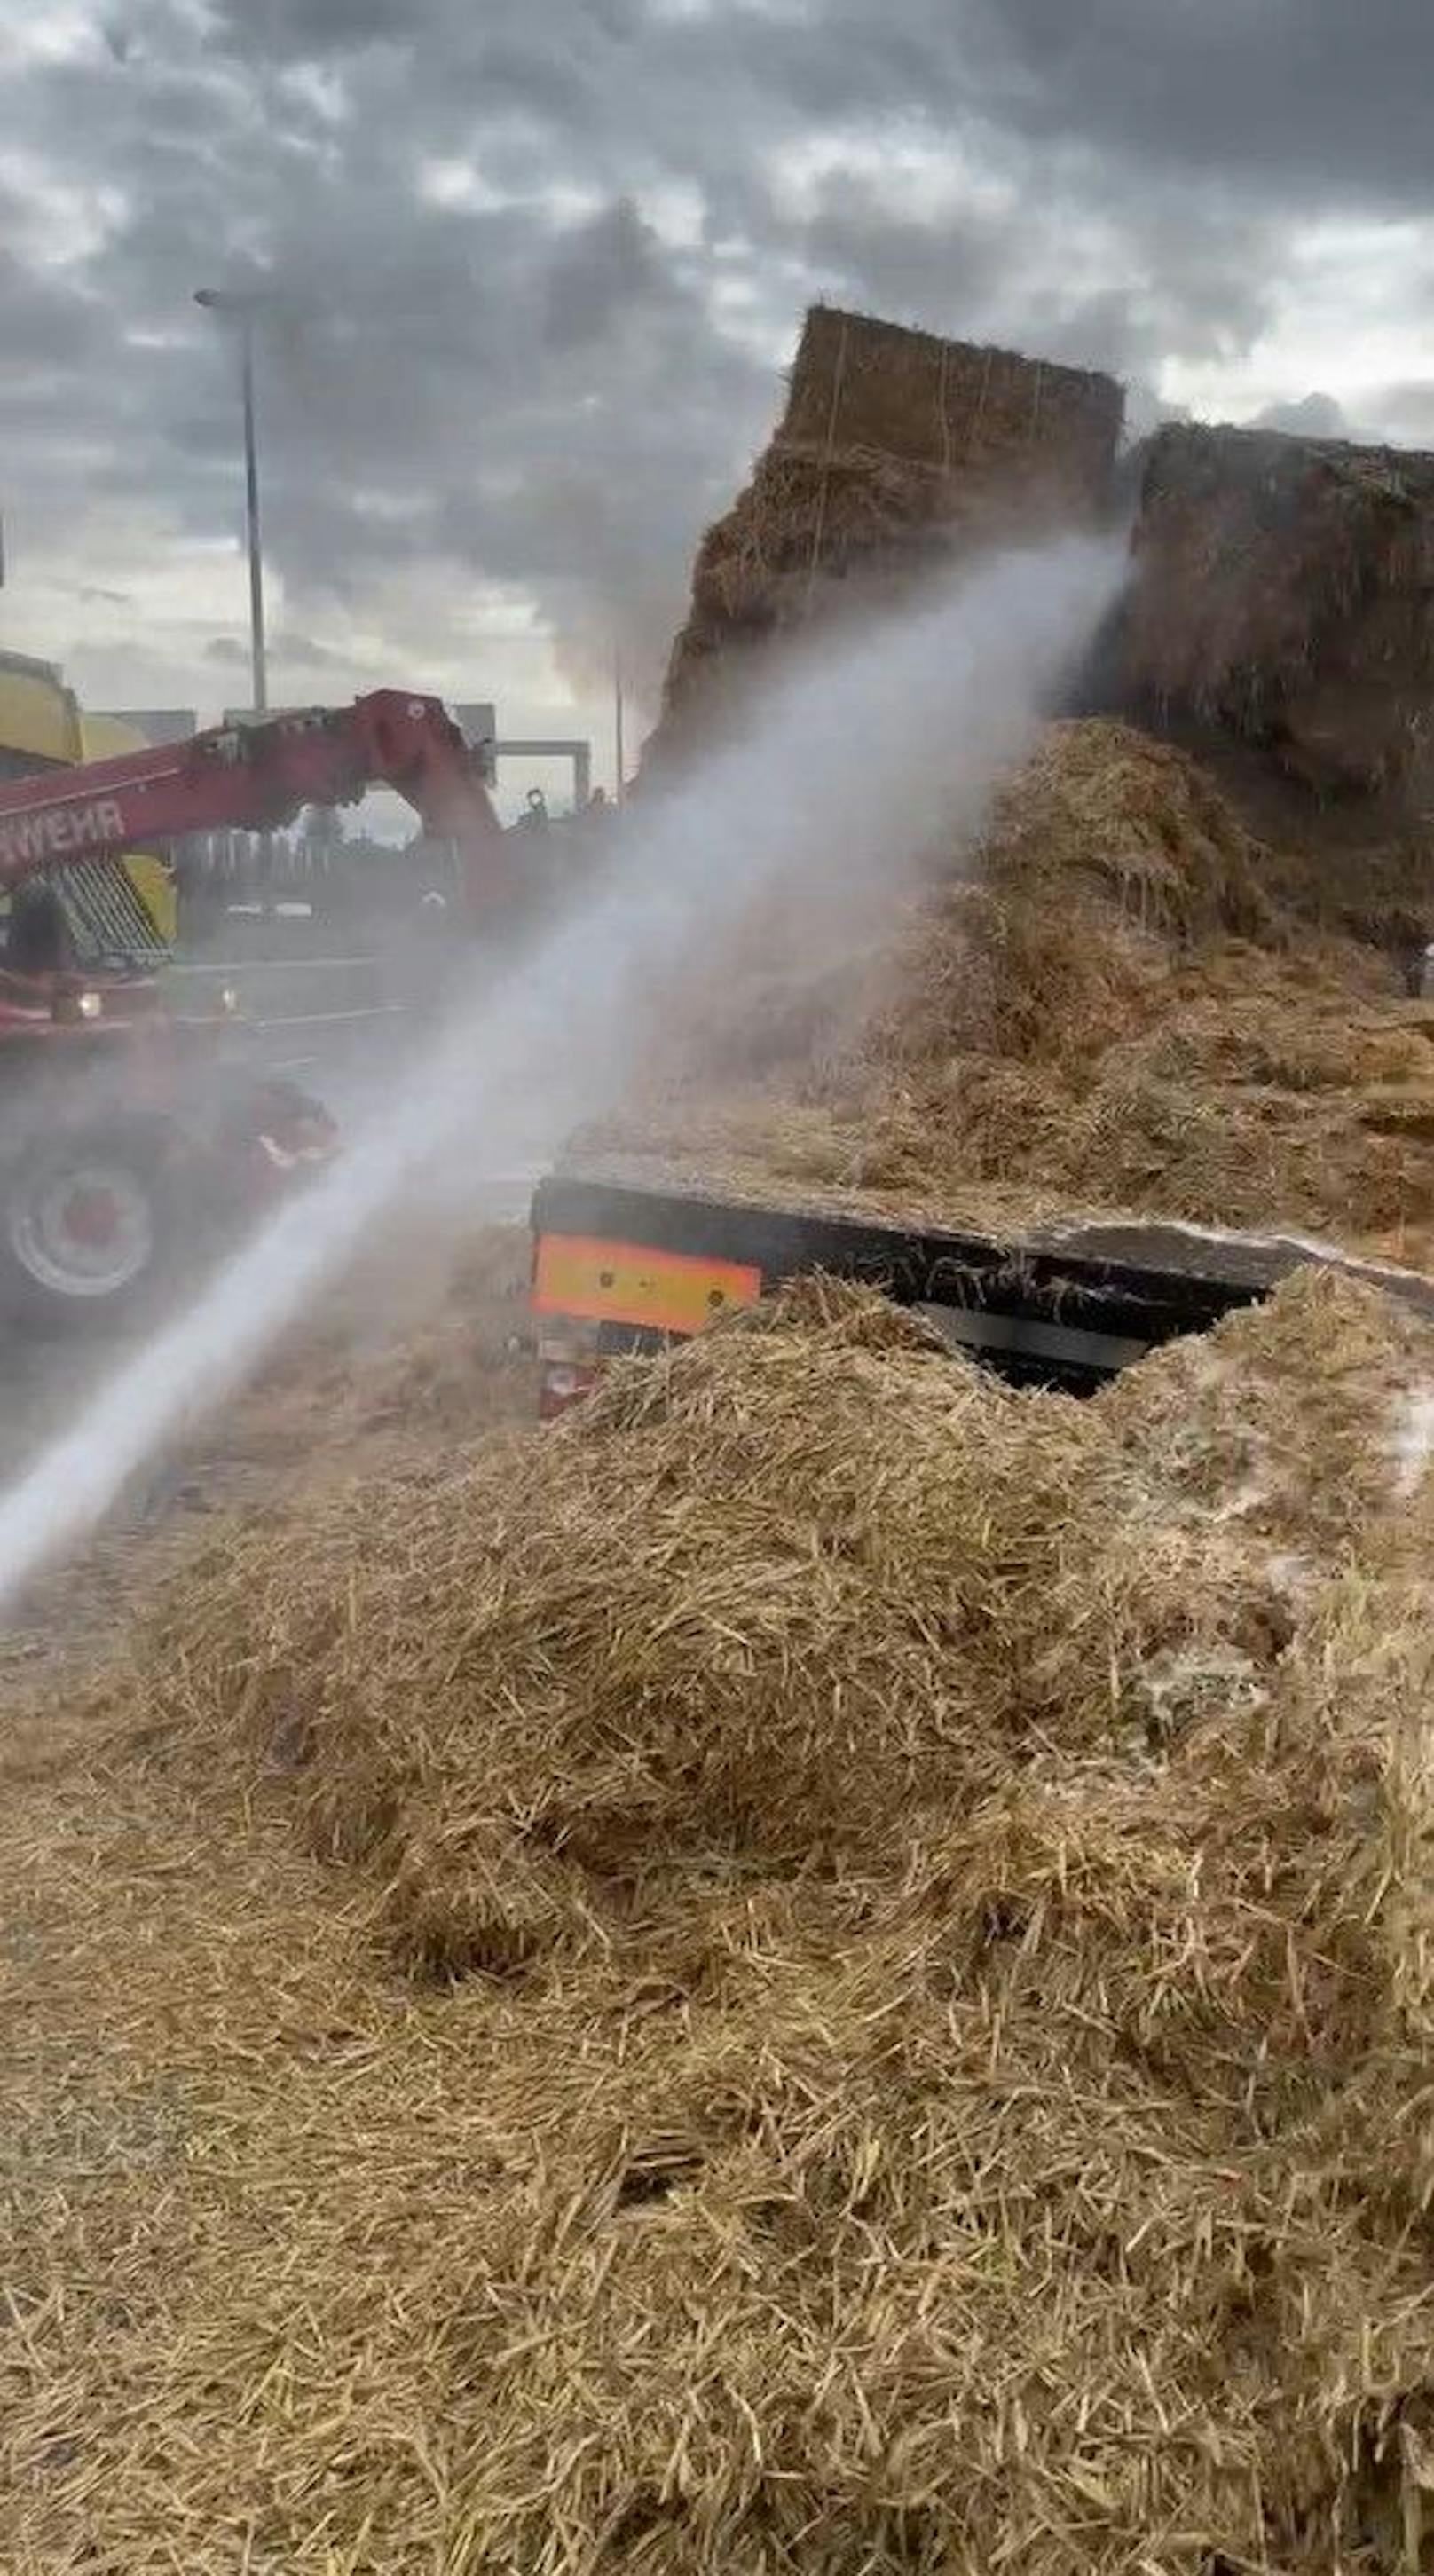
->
xmin=1123 ymin=422 xmax=1434 ymax=802
xmin=862 ymin=720 xmax=1434 ymax=1256
xmin=10 ymin=1264 xmax=1432 ymax=2568
xmin=597 ymin=717 xmax=1434 ymax=1264
xmin=655 ymin=307 xmax=1121 ymax=755
xmin=602 ymin=715 xmax=1270 ymax=1099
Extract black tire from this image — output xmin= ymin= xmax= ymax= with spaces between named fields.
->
xmin=0 ymin=1124 xmax=179 ymax=1331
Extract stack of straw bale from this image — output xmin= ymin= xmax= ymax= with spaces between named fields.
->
xmin=653 ymin=307 xmax=1123 ymax=755
xmin=1123 ymin=422 xmax=1434 ymax=802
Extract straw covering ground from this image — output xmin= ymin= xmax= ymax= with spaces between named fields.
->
xmin=6 ymin=1264 xmax=1434 ymax=2572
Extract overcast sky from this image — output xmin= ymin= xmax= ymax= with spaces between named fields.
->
xmin=4 ymin=0 xmax=1434 ymax=800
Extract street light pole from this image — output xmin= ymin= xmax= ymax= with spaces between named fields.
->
xmin=239 ymin=315 xmax=267 ymax=713
xmin=196 ymin=287 xmax=268 ymax=716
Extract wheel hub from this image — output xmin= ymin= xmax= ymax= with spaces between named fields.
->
xmin=61 ymin=1184 xmax=123 ymax=1249
xmin=9 ymin=1159 xmax=155 ymax=1299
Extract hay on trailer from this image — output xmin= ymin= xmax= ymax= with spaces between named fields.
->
xmin=12 ymin=1267 xmax=1434 ymax=2568
xmin=1123 ymin=421 xmax=1434 ymax=801
xmin=595 ymin=716 xmax=1434 ymax=1267
xmin=970 ymin=715 xmax=1274 ymax=938
xmin=861 ymin=727 xmax=1434 ymax=1259
xmin=652 ymin=308 xmax=1122 ymax=757
xmin=611 ymin=719 xmax=1272 ymax=1105
xmin=872 ymin=715 xmax=1276 ymax=1071
xmin=846 ymin=951 xmax=1434 ymax=1271
xmin=780 ymin=308 xmax=1123 ymax=488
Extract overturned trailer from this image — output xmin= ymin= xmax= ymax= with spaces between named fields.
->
xmin=529 ymin=1163 xmax=1434 ymax=1412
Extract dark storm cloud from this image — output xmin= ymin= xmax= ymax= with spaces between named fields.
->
xmin=4 ymin=0 xmax=1434 ymax=721
xmin=964 ymin=0 xmax=1434 ymax=212
xmin=214 ymin=0 xmax=410 ymax=52
xmin=728 ymin=0 xmax=1434 ymax=213
xmin=543 ymin=198 xmax=682 ymax=351
xmin=773 ymin=160 xmax=1282 ymax=384
xmin=790 ymin=178 xmax=1017 ymax=332
xmin=0 ymin=250 xmax=111 ymax=378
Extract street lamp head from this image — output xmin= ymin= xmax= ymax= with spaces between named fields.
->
xmin=194 ymin=286 xmax=262 ymax=317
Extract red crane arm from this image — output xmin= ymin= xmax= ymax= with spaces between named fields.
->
xmin=0 ymin=691 xmax=510 ymax=903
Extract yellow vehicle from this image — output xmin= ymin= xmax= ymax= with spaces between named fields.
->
xmin=0 ymin=650 xmax=176 ymax=943
xmin=76 ymin=711 xmax=177 ymax=941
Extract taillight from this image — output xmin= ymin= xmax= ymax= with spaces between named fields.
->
xmin=539 ymin=1361 xmax=601 ymax=1419
xmin=537 ymin=1320 xmax=601 ymax=1419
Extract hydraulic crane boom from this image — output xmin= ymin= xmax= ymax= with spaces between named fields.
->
xmin=0 ymin=690 xmax=511 ymax=904
xmin=0 ymin=690 xmax=520 ymax=1329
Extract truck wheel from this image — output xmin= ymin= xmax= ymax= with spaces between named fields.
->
xmin=0 ymin=1133 xmax=173 ymax=1327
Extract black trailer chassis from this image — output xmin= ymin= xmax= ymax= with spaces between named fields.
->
xmin=532 ymin=1168 xmax=1434 ymax=1397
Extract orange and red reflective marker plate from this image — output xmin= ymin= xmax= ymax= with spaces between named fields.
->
xmin=532 ymin=1233 xmax=763 ymax=1337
